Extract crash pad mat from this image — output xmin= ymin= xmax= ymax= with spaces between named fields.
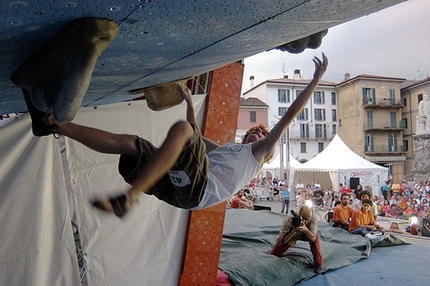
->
xmin=219 ymin=208 xmax=411 ymax=286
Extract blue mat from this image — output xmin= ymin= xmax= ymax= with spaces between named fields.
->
xmin=220 ymin=208 xmax=414 ymax=286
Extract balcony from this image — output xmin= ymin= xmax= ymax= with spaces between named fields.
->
xmin=364 ymin=145 xmax=406 ymax=154
xmin=363 ymin=99 xmax=404 ymax=109
xmin=289 ymin=130 xmax=336 ymax=140
xmin=364 ymin=123 xmax=405 ymax=132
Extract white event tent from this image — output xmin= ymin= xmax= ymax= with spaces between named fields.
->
xmin=289 ymin=134 xmax=388 ymax=197
xmin=263 ymin=152 xmax=301 ymax=179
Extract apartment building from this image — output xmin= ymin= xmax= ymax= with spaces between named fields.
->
xmin=336 ymin=74 xmax=406 ymax=181
xmin=239 ymin=70 xmax=430 ymax=181
xmin=242 ymin=71 xmax=337 ymax=162
xmin=236 ymin=96 xmax=269 ymax=142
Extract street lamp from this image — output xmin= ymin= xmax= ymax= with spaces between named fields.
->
xmin=273 ymin=115 xmax=290 ymax=181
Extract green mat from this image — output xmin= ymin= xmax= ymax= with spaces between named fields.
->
xmin=219 ymin=208 xmax=410 ymax=286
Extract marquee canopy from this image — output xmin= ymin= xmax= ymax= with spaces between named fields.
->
xmin=289 ymin=135 xmax=388 ymax=196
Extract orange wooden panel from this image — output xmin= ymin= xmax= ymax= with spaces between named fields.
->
xmin=179 ymin=62 xmax=244 ymax=286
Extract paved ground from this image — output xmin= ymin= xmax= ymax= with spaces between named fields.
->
xmin=254 ymin=198 xmax=298 ymax=214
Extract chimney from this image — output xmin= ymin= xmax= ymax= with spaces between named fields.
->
xmin=250 ymin=75 xmax=254 ymax=88
xmin=344 ymin=73 xmax=350 ymax=80
xmin=293 ymin=69 xmax=301 ymax=79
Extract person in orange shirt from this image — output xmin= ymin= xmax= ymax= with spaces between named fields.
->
xmin=332 ymin=193 xmax=354 ymax=231
xmin=230 ymin=189 xmax=254 ymax=210
xmin=399 ymin=196 xmax=409 ymax=212
xmin=349 ymin=199 xmax=384 ymax=236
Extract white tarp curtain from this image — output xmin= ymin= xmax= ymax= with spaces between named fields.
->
xmin=0 ymin=116 xmax=80 ymax=285
xmin=0 ymin=95 xmax=206 ymax=286
xmin=289 ymin=135 xmax=388 ymax=197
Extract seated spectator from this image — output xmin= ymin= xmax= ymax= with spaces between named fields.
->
xmin=332 ymin=193 xmax=354 ymax=231
xmin=323 ymin=195 xmax=332 ymax=210
xmin=421 ymin=205 xmax=430 ymax=218
xmin=351 ymin=190 xmax=378 ymax=220
xmin=349 ymin=199 xmax=384 ymax=236
xmin=296 ymin=189 xmax=305 ymax=207
xmin=399 ymin=196 xmax=409 ymax=212
xmin=381 ymin=200 xmax=392 ymax=217
xmin=242 ymin=188 xmax=251 ymax=199
xmin=391 ymin=204 xmax=403 ymax=219
xmin=405 ymin=204 xmax=416 ymax=215
xmin=422 ymin=219 xmax=430 ymax=237
xmin=353 ymin=184 xmax=363 ymax=199
xmin=303 ymin=193 xmax=313 ymax=207
xmin=374 ymin=198 xmax=383 ymax=215
xmin=387 ymin=222 xmax=406 ymax=234
xmin=313 ymin=191 xmax=325 ymax=210
xmin=388 ymin=193 xmax=398 ymax=206
xmin=331 ymin=195 xmax=341 ymax=208
xmin=230 ymin=189 xmax=254 ymax=210
xmin=391 ymin=180 xmax=401 ymax=196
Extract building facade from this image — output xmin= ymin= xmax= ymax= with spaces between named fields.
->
xmin=400 ymin=77 xmax=430 ymax=176
xmin=336 ymin=74 xmax=407 ymax=181
xmin=239 ymin=72 xmax=430 ymax=182
xmin=236 ymin=97 xmax=269 ymax=142
xmin=242 ymin=72 xmax=337 ymax=163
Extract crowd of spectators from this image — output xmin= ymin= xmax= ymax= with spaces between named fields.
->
xmin=229 ymin=175 xmax=430 ymax=237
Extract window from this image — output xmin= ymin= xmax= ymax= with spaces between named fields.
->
xmin=278 ymin=107 xmax=287 ymax=116
xmin=315 ymin=124 xmax=327 ymax=139
xmin=402 ymin=98 xmax=407 ymax=107
xmin=318 ymin=142 xmax=324 ymax=153
xmin=332 ymin=124 xmax=337 ymax=135
xmin=362 ymin=88 xmax=375 ymax=104
xmin=366 ymin=110 xmax=373 ymax=128
xmin=278 ymin=89 xmax=290 ymax=103
xmin=400 ymin=118 xmax=407 ymax=129
xmin=390 ymin=111 xmax=397 ymax=128
xmin=331 ymin=92 xmax=336 ymax=105
xmin=389 ymin=89 xmax=396 ymax=104
xmin=388 ymin=134 xmax=398 ymax=152
xmin=300 ymin=123 xmax=309 ymax=138
xmin=295 ymin=89 xmax=302 ymax=99
xmin=403 ymin=139 xmax=409 ymax=152
xmin=331 ymin=109 xmax=337 ymax=121
xmin=418 ymin=93 xmax=423 ymax=103
xmin=313 ymin=91 xmax=325 ymax=104
xmin=300 ymin=142 xmax=307 ymax=153
xmin=250 ymin=111 xmax=256 ymax=122
xmin=365 ymin=134 xmax=374 ymax=152
xmin=297 ymin=108 xmax=308 ymax=121
xmin=314 ymin=109 xmax=326 ymax=121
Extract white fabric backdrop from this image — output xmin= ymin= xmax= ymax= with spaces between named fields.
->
xmin=0 ymin=116 xmax=80 ymax=286
xmin=0 ymin=95 xmax=206 ymax=286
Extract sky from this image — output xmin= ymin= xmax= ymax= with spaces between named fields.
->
xmin=241 ymin=0 xmax=430 ymax=94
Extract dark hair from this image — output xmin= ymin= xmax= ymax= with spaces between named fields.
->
xmin=340 ymin=193 xmax=350 ymax=200
xmin=362 ymin=199 xmax=373 ymax=206
xmin=359 ymin=190 xmax=371 ymax=199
